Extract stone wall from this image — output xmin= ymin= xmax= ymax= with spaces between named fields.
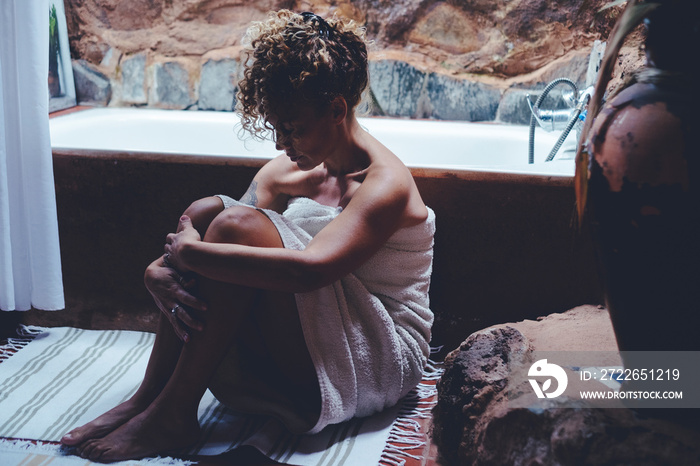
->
xmin=64 ymin=0 xmax=639 ymax=123
xmin=72 ymin=51 xmax=596 ymax=123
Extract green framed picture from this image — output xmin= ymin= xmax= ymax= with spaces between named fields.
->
xmin=48 ymin=0 xmax=75 ymax=112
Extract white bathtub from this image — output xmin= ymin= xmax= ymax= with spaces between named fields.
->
xmin=50 ymin=108 xmax=575 ymax=177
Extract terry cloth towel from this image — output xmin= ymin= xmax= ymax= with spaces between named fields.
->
xmin=213 ymin=196 xmax=436 ymax=434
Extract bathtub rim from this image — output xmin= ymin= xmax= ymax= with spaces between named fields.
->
xmin=52 ymin=148 xmax=575 ymax=188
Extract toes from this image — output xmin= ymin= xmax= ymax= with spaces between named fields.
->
xmin=94 ymin=447 xmax=114 ymax=463
xmin=76 ymin=441 xmax=90 ymax=458
xmin=62 ymin=426 xmax=93 ymax=446
xmin=88 ymin=446 xmax=109 ymax=463
xmin=76 ymin=439 xmax=98 ymax=459
xmin=60 ymin=430 xmax=79 ymax=446
xmin=80 ymin=441 xmax=107 ymax=462
xmin=62 ymin=424 xmax=97 ymax=446
xmin=77 ymin=439 xmax=119 ymax=463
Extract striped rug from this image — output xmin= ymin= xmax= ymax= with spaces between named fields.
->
xmin=0 ymin=326 xmax=439 ymax=465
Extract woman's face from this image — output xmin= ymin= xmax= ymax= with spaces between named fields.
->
xmin=269 ymin=103 xmax=336 ymax=171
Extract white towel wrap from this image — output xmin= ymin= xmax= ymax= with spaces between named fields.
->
xmin=213 ymin=196 xmax=435 ymax=434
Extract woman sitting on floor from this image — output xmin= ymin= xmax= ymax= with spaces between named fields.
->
xmin=60 ymin=10 xmax=435 ymax=462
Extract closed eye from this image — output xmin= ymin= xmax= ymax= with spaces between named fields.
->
xmin=281 ymin=123 xmax=306 ymax=141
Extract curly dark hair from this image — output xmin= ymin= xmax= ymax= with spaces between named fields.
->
xmin=237 ymin=10 xmax=369 ymax=139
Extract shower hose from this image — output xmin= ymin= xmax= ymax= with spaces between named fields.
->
xmin=528 ymin=78 xmax=581 ymax=164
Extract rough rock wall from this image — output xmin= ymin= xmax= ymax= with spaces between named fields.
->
xmin=432 ymin=308 xmax=700 ymax=465
xmin=64 ymin=0 xmax=641 ymax=121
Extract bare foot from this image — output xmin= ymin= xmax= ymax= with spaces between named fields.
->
xmin=61 ymin=397 xmax=149 ymax=446
xmin=75 ymin=405 xmax=201 ymax=462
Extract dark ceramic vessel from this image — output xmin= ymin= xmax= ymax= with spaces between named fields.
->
xmin=587 ymin=4 xmax=700 ymax=353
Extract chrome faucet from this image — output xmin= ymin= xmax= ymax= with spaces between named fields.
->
xmin=527 ymin=88 xmax=578 ymax=132
xmin=526 ymin=79 xmax=594 ymax=164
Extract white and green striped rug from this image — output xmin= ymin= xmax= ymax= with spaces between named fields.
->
xmin=0 ymin=326 xmax=439 ymax=465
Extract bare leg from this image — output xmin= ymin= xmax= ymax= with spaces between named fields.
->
xmin=75 ymin=207 xmax=320 ymax=462
xmin=61 ymin=197 xmax=224 ymax=446
xmin=61 ymin=316 xmax=183 ymax=446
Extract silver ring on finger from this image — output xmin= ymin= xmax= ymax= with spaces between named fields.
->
xmin=171 ymin=304 xmax=181 ymax=316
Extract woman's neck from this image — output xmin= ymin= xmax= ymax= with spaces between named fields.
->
xmin=323 ymin=115 xmax=370 ymax=177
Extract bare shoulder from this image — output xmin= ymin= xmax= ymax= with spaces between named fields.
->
xmin=358 ymin=146 xmax=428 ymax=227
xmin=246 ymin=155 xmax=301 ymax=211
xmin=264 ymin=154 xmax=324 ymax=191
xmin=259 ymin=154 xmax=298 ymax=178
xmin=252 ymin=154 xmax=326 ymax=211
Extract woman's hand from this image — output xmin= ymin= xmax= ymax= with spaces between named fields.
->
xmin=144 ymin=255 xmax=207 ymax=343
xmin=164 ymin=215 xmax=201 ymax=273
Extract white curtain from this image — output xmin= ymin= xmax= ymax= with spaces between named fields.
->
xmin=0 ymin=0 xmax=65 ymax=311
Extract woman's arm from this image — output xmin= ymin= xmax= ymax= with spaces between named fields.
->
xmin=165 ymin=164 xmax=414 ymax=293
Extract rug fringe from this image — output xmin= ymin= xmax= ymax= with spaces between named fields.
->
xmin=0 ymin=438 xmax=196 ymax=465
xmin=0 ymin=325 xmax=46 ymax=361
xmin=16 ymin=324 xmax=48 ymax=336
xmin=0 ymin=438 xmax=62 ymax=454
xmin=379 ymin=358 xmax=443 ymax=466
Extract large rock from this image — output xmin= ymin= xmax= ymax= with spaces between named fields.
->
xmin=424 ymin=73 xmax=501 ymax=121
xmin=198 ymin=59 xmax=240 ymax=112
xmin=72 ymin=59 xmax=111 ymax=105
xmin=369 ymin=60 xmax=427 ymax=118
xmin=470 ymin=404 xmax=700 ymax=466
xmin=150 ymin=61 xmax=194 ymax=109
xmin=432 ymin=306 xmax=700 ymax=465
xmin=119 ymin=53 xmax=147 ymax=105
xmin=431 ymin=325 xmax=531 ymax=465
xmin=369 ymin=59 xmax=501 ymax=121
xmin=408 ymin=3 xmax=485 ymax=54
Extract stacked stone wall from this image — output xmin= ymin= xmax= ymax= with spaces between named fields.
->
xmin=72 ymin=49 xmax=599 ymax=124
xmin=65 ymin=0 xmax=643 ymax=124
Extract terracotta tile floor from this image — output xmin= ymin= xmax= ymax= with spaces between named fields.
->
xmin=402 ymin=414 xmax=442 ymax=466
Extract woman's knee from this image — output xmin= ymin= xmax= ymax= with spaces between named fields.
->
xmin=183 ymin=197 xmax=225 ymax=234
xmin=204 ymin=206 xmax=282 ymax=247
